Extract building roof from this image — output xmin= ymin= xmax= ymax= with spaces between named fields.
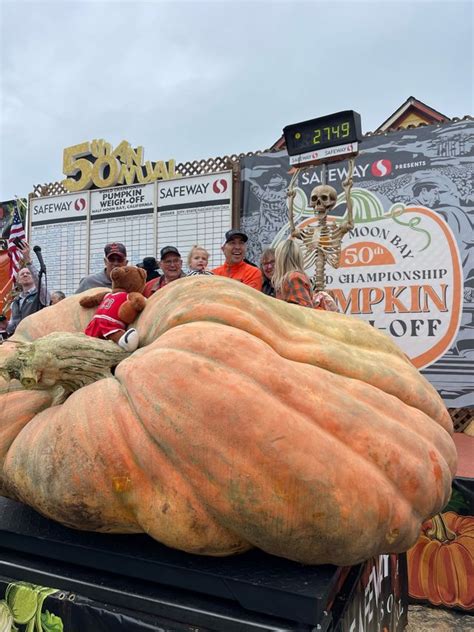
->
xmin=375 ymin=96 xmax=450 ymax=132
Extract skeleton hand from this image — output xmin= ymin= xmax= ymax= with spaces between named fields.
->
xmin=291 ymin=229 xmax=302 ymax=239
xmin=287 ymin=190 xmax=296 ymax=200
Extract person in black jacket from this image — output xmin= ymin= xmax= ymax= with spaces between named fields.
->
xmin=139 ymin=256 xmax=161 ymax=282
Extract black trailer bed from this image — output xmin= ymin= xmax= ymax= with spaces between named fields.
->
xmin=0 ymin=497 xmax=350 ymax=630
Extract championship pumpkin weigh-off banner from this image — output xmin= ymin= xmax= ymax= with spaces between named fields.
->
xmin=240 ymin=119 xmax=474 ymax=408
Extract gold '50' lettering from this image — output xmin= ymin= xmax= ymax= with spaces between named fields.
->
xmin=62 ymin=142 xmax=94 ymax=192
xmin=62 ymin=140 xmax=177 ymax=192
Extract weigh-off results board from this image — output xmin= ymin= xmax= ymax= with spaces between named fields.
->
xmin=157 ymin=172 xmax=232 ymax=269
xmin=29 ymin=171 xmax=232 ymax=294
xmin=89 ymin=184 xmax=155 ymax=273
xmin=29 ymin=193 xmax=89 ymax=296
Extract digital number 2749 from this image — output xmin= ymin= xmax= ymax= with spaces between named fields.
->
xmin=313 ymin=123 xmax=350 ymax=144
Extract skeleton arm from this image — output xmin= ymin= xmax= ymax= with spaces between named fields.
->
xmin=287 ymin=189 xmax=298 ymax=236
xmin=287 ymin=168 xmax=301 ymax=236
xmin=341 ymin=158 xmax=355 ymax=233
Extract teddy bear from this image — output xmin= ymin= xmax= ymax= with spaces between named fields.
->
xmin=79 ymin=265 xmax=147 ymax=352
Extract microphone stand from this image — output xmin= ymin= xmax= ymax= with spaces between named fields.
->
xmin=33 ymin=247 xmax=47 ymax=312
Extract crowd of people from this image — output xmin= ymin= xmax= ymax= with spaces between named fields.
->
xmin=1 ymin=228 xmax=339 ymax=341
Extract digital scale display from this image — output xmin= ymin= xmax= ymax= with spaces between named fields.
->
xmin=283 ymin=110 xmax=362 ymax=157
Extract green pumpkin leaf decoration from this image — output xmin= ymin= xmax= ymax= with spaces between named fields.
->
xmin=41 ymin=610 xmax=64 ymax=632
xmin=0 ymin=599 xmax=15 ymax=632
xmin=5 ymin=583 xmax=38 ymax=625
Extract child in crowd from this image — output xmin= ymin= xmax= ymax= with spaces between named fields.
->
xmin=186 ymin=245 xmax=213 ymax=276
xmin=272 ymin=240 xmax=338 ymax=312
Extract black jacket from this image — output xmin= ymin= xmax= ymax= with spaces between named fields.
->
xmin=6 ymin=264 xmax=50 ymax=335
xmin=262 ymin=277 xmax=275 ymax=298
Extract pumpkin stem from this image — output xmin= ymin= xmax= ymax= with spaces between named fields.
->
xmin=0 ymin=332 xmax=129 ymax=399
xmin=425 ymin=513 xmax=456 ymax=542
xmin=20 ymin=367 xmax=40 ymax=388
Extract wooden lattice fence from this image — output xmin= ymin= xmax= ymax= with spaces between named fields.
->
xmin=30 ymin=181 xmax=67 ymax=199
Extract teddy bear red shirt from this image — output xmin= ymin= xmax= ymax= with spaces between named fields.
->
xmin=84 ymin=291 xmax=130 ymax=339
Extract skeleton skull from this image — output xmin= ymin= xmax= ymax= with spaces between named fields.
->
xmin=310 ymin=185 xmax=337 ymax=215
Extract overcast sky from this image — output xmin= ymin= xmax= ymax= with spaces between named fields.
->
xmin=0 ymin=0 xmax=472 ymax=200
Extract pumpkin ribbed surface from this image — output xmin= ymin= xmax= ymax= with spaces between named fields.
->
xmin=0 ymin=276 xmax=456 ymax=565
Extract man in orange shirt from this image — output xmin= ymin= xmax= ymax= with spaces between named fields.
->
xmin=212 ymin=230 xmax=262 ymax=290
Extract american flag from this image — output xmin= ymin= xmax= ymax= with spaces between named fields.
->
xmin=7 ymin=203 xmax=27 ymax=280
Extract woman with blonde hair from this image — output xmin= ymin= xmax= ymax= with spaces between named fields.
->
xmin=272 ymin=239 xmax=338 ymax=311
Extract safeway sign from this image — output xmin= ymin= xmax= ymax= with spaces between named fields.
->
xmin=158 ymin=172 xmax=231 ymax=205
xmin=30 ymin=193 xmax=88 ymax=224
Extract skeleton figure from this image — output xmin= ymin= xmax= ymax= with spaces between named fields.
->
xmin=291 ymin=167 xmax=354 ymax=292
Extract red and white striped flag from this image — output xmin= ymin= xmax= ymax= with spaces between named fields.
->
xmin=7 ymin=203 xmax=27 ymax=280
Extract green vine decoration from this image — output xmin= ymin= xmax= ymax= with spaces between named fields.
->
xmin=1 ymin=582 xmax=64 ymax=632
xmin=390 ymin=203 xmax=431 ymax=251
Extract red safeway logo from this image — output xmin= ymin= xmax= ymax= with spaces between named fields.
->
xmin=74 ymin=198 xmax=86 ymax=211
xmin=371 ymin=160 xmax=392 ymax=177
xmin=212 ymin=179 xmax=228 ymax=194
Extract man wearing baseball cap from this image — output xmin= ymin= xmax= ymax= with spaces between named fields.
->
xmin=143 ymin=245 xmax=186 ymax=297
xmin=75 ymin=242 xmax=128 ymax=293
xmin=212 ymin=229 xmax=262 ymax=290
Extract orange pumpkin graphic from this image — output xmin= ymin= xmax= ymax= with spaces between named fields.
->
xmin=407 ymin=511 xmax=474 ymax=611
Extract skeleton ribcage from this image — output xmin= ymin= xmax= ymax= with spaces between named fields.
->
xmin=300 ymin=225 xmax=342 ymax=269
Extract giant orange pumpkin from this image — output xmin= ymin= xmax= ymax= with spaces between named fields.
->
xmin=407 ymin=511 xmax=474 ymax=610
xmin=0 ymin=276 xmax=457 ymax=565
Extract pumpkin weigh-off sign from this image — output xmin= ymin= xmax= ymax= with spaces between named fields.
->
xmin=0 ymin=276 xmax=458 ymax=567
xmin=295 ymin=196 xmax=463 ymax=370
